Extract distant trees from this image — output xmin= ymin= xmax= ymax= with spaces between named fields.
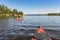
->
xmin=0 ymin=4 xmax=24 ymax=17
xmin=48 ymin=13 xmax=60 ymax=16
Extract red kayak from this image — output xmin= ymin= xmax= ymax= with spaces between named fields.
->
xmin=16 ymin=17 xmax=22 ymax=20
xmin=31 ymin=26 xmax=52 ymax=40
xmin=16 ymin=16 xmax=23 ymax=21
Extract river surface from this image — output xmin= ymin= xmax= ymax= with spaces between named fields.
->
xmin=0 ymin=16 xmax=60 ymax=40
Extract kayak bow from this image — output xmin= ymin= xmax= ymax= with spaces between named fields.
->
xmin=31 ymin=26 xmax=52 ymax=40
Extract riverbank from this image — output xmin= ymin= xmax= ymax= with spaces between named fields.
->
xmin=0 ymin=14 xmax=23 ymax=20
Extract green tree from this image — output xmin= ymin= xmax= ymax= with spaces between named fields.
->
xmin=13 ymin=9 xmax=18 ymax=14
xmin=0 ymin=5 xmax=11 ymax=14
xmin=0 ymin=5 xmax=4 ymax=14
xmin=12 ymin=9 xmax=18 ymax=16
xmin=19 ymin=11 xmax=24 ymax=15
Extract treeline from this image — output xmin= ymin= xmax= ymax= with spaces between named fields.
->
xmin=48 ymin=13 xmax=60 ymax=16
xmin=0 ymin=5 xmax=24 ymax=17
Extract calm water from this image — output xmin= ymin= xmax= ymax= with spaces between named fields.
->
xmin=0 ymin=16 xmax=60 ymax=40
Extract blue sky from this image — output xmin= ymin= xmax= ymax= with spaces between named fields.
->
xmin=0 ymin=0 xmax=60 ymax=14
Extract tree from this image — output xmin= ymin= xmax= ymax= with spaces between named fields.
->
xmin=12 ymin=9 xmax=18 ymax=14
xmin=0 ymin=5 xmax=11 ymax=14
xmin=19 ymin=11 xmax=24 ymax=15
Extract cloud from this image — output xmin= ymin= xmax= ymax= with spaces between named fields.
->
xmin=22 ymin=8 xmax=60 ymax=14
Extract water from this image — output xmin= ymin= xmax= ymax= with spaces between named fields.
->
xmin=0 ymin=16 xmax=60 ymax=40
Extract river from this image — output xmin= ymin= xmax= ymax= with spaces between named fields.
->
xmin=0 ymin=16 xmax=60 ymax=40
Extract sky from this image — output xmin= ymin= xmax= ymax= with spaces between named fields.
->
xmin=0 ymin=0 xmax=60 ymax=14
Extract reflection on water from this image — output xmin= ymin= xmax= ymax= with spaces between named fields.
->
xmin=0 ymin=16 xmax=60 ymax=40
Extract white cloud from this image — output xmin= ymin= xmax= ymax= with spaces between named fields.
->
xmin=22 ymin=8 xmax=60 ymax=14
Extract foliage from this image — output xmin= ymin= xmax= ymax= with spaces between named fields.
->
xmin=0 ymin=4 xmax=24 ymax=17
xmin=48 ymin=13 xmax=60 ymax=16
xmin=19 ymin=11 xmax=24 ymax=15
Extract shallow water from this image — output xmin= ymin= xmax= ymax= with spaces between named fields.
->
xmin=0 ymin=16 xmax=60 ymax=40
